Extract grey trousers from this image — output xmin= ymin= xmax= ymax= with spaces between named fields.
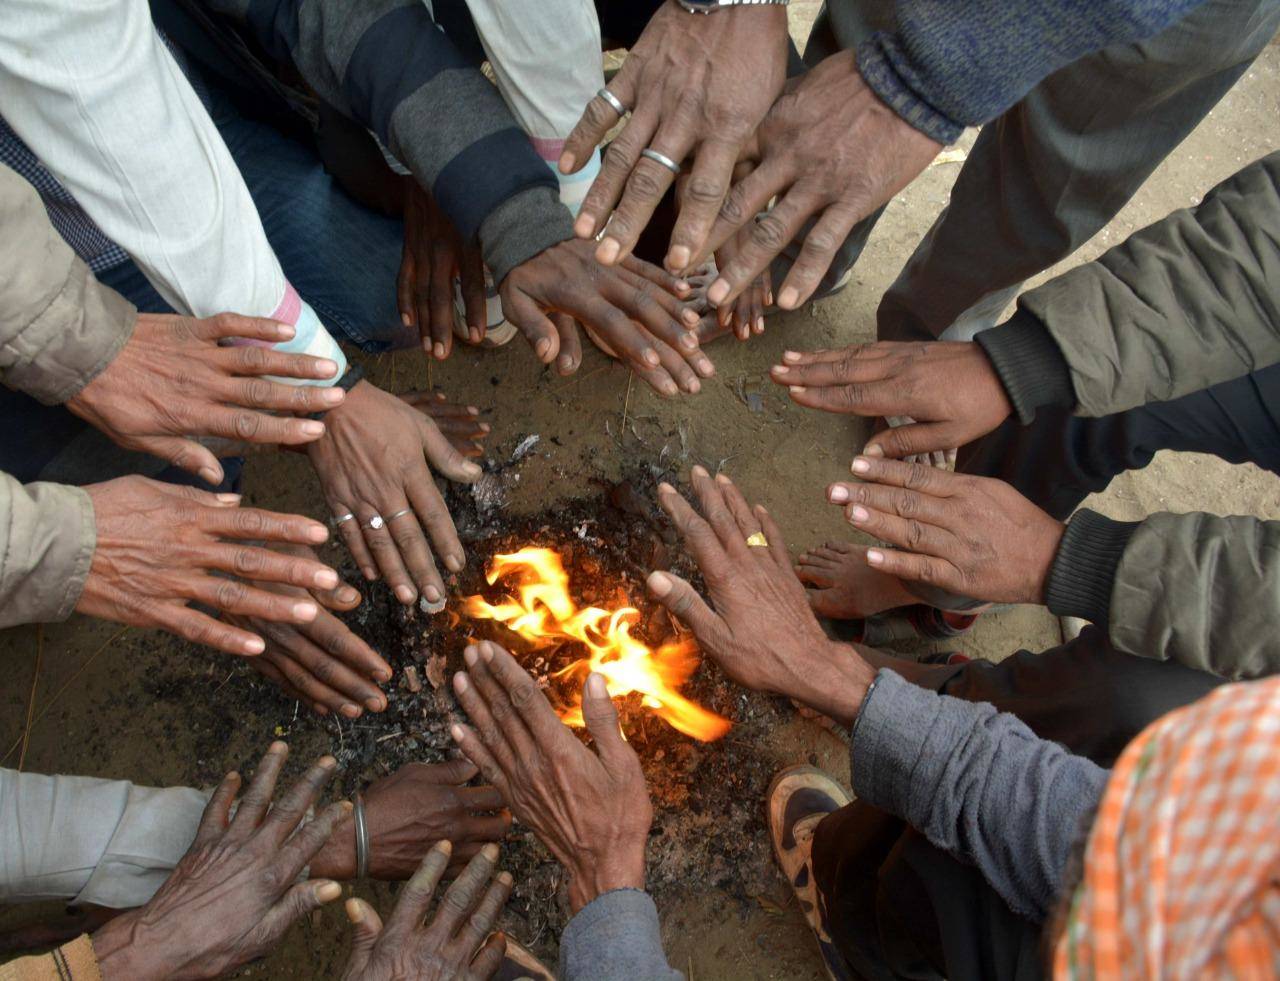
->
xmin=772 ymin=0 xmax=1280 ymax=341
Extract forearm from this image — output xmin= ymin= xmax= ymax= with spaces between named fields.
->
xmin=978 ymin=151 xmax=1280 ymax=422
xmin=558 ymin=889 xmax=684 ymax=981
xmin=0 ymin=475 xmax=95 ymax=627
xmin=852 ymin=0 xmax=1206 ymax=144
xmin=0 ymin=769 xmax=209 ymax=908
xmin=0 ymin=0 xmax=343 ymax=381
xmin=851 ymin=670 xmax=1107 ymax=920
xmin=1047 ymin=510 xmax=1280 ymax=680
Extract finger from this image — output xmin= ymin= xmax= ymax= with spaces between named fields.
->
xmin=200 ymin=543 xmax=339 ymax=593
xmin=263 ymin=754 xmax=338 ymax=842
xmin=826 ymin=480 xmax=951 ymax=526
xmin=406 ymin=457 xmax=464 ymax=589
xmin=470 ymin=933 xmax=508 ymax=978
xmin=355 ymin=502 xmax=417 ymax=605
xmin=767 ymin=347 xmax=893 ymax=389
xmin=577 ymin=105 xmax=658 ymax=243
xmin=421 ymin=757 xmax=479 ymax=785
xmin=457 ymin=784 xmax=505 ymax=812
xmin=449 ymin=867 xmax=512 ymax=959
xmin=427 ymin=842 xmax=501 ymax=943
xmin=452 ymin=657 xmax=522 ymax=774
xmin=149 ymin=603 xmax=266 ymax=657
xmin=261 ymin=622 xmax=387 ymax=715
xmin=646 ymin=571 xmax=723 ymax=644
xmin=863 ymin=422 xmax=961 ymax=461
xmin=301 ymin=611 xmax=392 ymax=686
xmin=229 ymin=741 xmax=288 ymax=835
xmin=581 ymin=672 xmax=637 ymax=774
xmin=458 ymin=813 xmax=513 ymax=843
xmin=460 ymin=247 xmax=488 ymax=344
xmin=597 ymin=150 xmax=681 ymax=266
xmin=574 ymin=295 xmax=661 ymax=377
xmin=385 ymin=499 xmax=444 ymax=606
xmin=277 ymin=799 xmax=354 ymax=880
xmin=690 ymin=466 xmax=751 ymax=559
xmin=193 ymin=770 xmax=241 ymax=846
xmin=849 ymin=455 xmax=958 ymax=496
xmin=618 ymin=253 xmax=692 ymax=299
xmin=181 ymin=575 xmax=320 ymax=624
xmin=251 ymin=655 xmax=325 ymax=715
xmin=212 ymin=344 xmax=341 ymax=382
xmin=505 ymin=290 xmax=561 ymax=365
xmin=483 ymin=641 xmax=565 ymax=743
xmin=344 ymin=897 xmax=385 ymax=972
xmin=386 ymin=841 xmax=453 ymax=937
xmin=197 ymin=313 xmax=297 ymax=345
xmin=667 ymin=136 xmax=739 ymax=273
xmin=776 ymin=203 xmax=860 ymax=309
xmin=780 ymin=346 xmax=892 ymax=366
xmin=465 ymin=642 xmax=538 ymax=763
xmin=709 ymin=191 xmax=814 ymax=308
xmin=711 ymin=472 xmax=763 ymax=542
xmin=754 ymin=504 xmax=794 ymax=572
xmin=311 ymin=572 xmax=363 ymax=612
xmin=648 ymin=335 xmax=702 ymax=396
xmin=428 ymin=237 xmax=455 ymax=361
xmin=655 ymin=481 xmax=731 ymax=578
xmin=219 ymin=376 xmax=345 ymax=416
xmin=419 ymin=417 xmax=484 ymax=484
xmin=450 ymin=721 xmax=511 ymax=802
xmin=333 ymin=505 xmax=378 ymax=583
xmin=260 ymin=646 xmax=355 ymax=718
xmin=561 ymin=81 xmax=629 ymax=177
xmin=844 ymin=504 xmax=954 ymax=558
xmin=199 ymin=506 xmax=330 ymax=548
xmin=259 ymin=877 xmax=344 ymax=940
xmin=397 ymin=232 xmax=418 ymax=332
xmin=865 ymin=547 xmax=963 ymax=594
xmin=552 ymin=313 xmax=582 ymax=376
xmin=702 ymin=158 xmax=791 ymax=279
xmin=135 ymin=435 xmax=225 ymax=486
xmin=604 ymin=264 xmax=702 ymax=355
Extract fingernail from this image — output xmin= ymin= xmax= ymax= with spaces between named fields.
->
xmin=658 ymin=482 xmax=675 ymax=494
xmin=463 ymin=461 xmax=482 ymax=478
xmin=244 ymin=636 xmax=265 ymax=654
xmin=464 ymin=645 xmax=479 ymax=667
xmin=215 ymin=493 xmax=241 ymax=504
xmin=755 ymin=316 xmax=765 ymax=334
xmin=536 ymin=338 xmax=552 ymax=360
xmin=789 ymin=386 xmax=807 ymax=395
xmin=268 ymin=740 xmax=287 ymax=753
xmin=867 ymin=549 xmax=885 ymax=566
xmin=783 ymin=350 xmax=801 ymax=363
xmin=315 ymin=880 xmax=342 ymax=902
xmin=559 ymin=151 xmax=576 ymax=173
xmin=424 ymin=585 xmax=442 ymax=603
xmin=375 ymin=667 xmax=392 ymax=683
xmin=680 ymin=331 xmax=698 ymax=350
xmin=692 ymin=464 xmax=708 ymax=478
xmin=481 ymin=645 xmax=493 ymax=663
xmin=829 ymin=485 xmax=849 ymax=503
xmin=647 ymin=571 xmax=672 ymax=596
xmin=341 ymin=703 xmax=360 ymax=718
xmin=275 ymin=322 xmax=296 ymax=339
xmin=482 ymin=842 xmax=500 ymax=862
xmin=587 ymin=673 xmax=609 ymax=699
xmin=199 ymin=466 xmax=222 ymax=485
xmin=715 ymin=473 xmax=730 ymax=484
xmin=850 ymin=506 xmax=869 ymax=523
xmin=401 ymin=313 xmax=412 ymax=327
xmin=558 ymin=354 xmax=575 ymax=373
xmin=445 ymin=554 xmax=463 ymax=572
xmin=450 ymin=724 xmax=465 ymax=742
xmin=772 ymin=365 xmax=788 ymax=375
xmin=668 ymin=246 xmax=691 ymax=269
xmin=643 ymin=348 xmax=660 ymax=367
xmin=864 ymin=444 xmax=885 ymax=459
xmin=395 ymin=585 xmax=416 ymax=604
xmin=338 ymin=587 xmax=360 ymax=604
xmin=778 ymin=287 xmax=799 ymax=309
xmin=362 ymin=567 xmax=376 ymax=581
xmin=314 ymin=569 xmax=339 ymax=589
xmin=851 ymin=457 xmax=871 ymax=473
xmin=466 ymin=405 xmax=480 ymax=415
xmin=300 ymin=420 xmax=325 ymax=437
xmin=293 ymin=601 xmax=318 ymax=620
xmin=345 ymin=898 xmax=365 ymax=924
xmin=308 ymin=525 xmax=329 ymax=543
xmin=574 ymin=214 xmax=595 ymax=238
xmin=675 ymin=279 xmax=691 ymax=293
xmin=708 ymin=280 xmax=729 ymax=305
xmin=662 ymin=379 xmax=678 ymax=396
xmin=695 ymin=357 xmax=714 ymax=377
xmin=598 ymin=238 xmax=621 ymax=264
xmin=765 ymin=290 xmax=774 ymax=306
xmin=365 ymin=696 xmax=385 ymax=712
xmin=434 ymin=342 xmax=446 ymax=359
xmin=315 ymin=359 xmax=338 ymax=377
xmin=322 ymin=387 xmax=345 ymax=404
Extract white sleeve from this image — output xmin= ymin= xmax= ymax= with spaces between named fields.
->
xmin=0 ymin=0 xmax=345 ymax=381
xmin=0 ymin=768 xmax=210 ymax=909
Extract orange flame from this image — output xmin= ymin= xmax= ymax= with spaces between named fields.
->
xmin=461 ymin=547 xmax=730 ymax=742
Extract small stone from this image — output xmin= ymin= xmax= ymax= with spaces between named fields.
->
xmin=403 ymin=665 xmax=422 ymax=693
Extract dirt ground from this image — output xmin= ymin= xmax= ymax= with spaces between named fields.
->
xmin=3 ymin=17 xmax=1278 ymax=981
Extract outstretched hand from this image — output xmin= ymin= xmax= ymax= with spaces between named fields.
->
xmin=92 ymin=743 xmax=349 ymax=981
xmin=648 ymin=467 xmax=874 ymax=728
xmin=450 ymin=641 xmax=652 ymax=912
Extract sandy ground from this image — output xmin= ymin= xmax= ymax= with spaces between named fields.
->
xmin=2 ymin=16 xmax=1278 ymax=981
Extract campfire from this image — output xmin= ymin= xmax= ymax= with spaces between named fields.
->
xmin=460 ymin=547 xmax=731 ymax=742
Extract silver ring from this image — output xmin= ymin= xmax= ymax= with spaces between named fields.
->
xmin=332 ymin=512 xmax=355 ymax=526
xmin=366 ymin=514 xmax=384 ymax=531
xmin=386 ymin=507 xmax=412 ymax=522
xmin=354 ymin=791 xmax=370 ymax=880
xmin=596 ymin=87 xmax=626 ymax=116
xmin=641 ymin=147 xmax=681 ymax=176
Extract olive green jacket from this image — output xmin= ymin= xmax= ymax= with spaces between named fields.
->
xmin=0 ymin=162 xmax=135 ymax=626
xmin=978 ymin=151 xmax=1280 ymax=679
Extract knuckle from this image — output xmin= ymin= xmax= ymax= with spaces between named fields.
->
xmin=894 ymin=491 xmax=917 ymax=518
xmin=234 ymin=509 xmax=267 ymax=536
xmin=233 ymin=412 xmax=262 ymax=440
xmin=684 ymin=176 xmax=725 ymax=206
xmin=244 ymin=378 xmax=273 ymax=407
xmin=751 ymin=214 xmax=788 ymax=252
xmin=906 ymin=519 xmax=925 ymax=548
xmin=801 ymin=230 xmax=838 ymax=257
xmin=508 ymin=680 xmax=538 ymax=710
xmin=905 ymin=463 xmax=931 ymax=490
xmin=627 ymin=166 xmax=664 ymax=202
xmin=718 ymin=190 xmax=747 ymax=227
xmin=239 ymin=346 xmax=270 ymax=371
xmin=233 ymin=548 xmax=266 ymax=576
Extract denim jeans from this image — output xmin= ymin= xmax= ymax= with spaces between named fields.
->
xmin=0 ymin=59 xmax=412 ymax=490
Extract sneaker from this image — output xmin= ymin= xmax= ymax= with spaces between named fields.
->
xmin=493 ymin=936 xmax=554 ymax=981
xmin=453 ymin=266 xmax=517 ymax=348
xmin=768 ymin=765 xmax=857 ymax=981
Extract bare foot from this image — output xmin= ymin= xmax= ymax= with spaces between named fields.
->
xmin=681 ymin=262 xmax=717 ymax=316
xmin=795 ymin=541 xmax=917 ymax=619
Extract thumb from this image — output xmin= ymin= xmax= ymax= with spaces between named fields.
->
xmin=343 ymin=897 xmax=384 ymax=970
xmin=581 ymin=672 xmax=635 ymax=771
xmin=646 ymin=571 xmax=722 ymax=643
xmin=261 ymin=878 xmax=342 ymax=941
xmin=420 ymin=419 xmax=483 ymax=483
xmin=863 ymin=421 xmax=953 ymax=461
xmin=141 ymin=435 xmax=225 ymax=488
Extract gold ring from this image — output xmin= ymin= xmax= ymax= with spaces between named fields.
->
xmin=746 ymin=532 xmax=769 ymax=548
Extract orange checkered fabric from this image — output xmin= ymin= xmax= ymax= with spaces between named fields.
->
xmin=1053 ymin=677 xmax=1280 ymax=979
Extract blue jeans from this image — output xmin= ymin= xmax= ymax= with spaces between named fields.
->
xmin=0 ymin=63 xmax=412 ymax=488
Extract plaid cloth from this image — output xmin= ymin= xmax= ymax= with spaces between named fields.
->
xmin=1053 ymin=677 xmax=1280 ymax=979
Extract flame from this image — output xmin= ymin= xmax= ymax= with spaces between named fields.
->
xmin=461 ymin=547 xmax=730 ymax=742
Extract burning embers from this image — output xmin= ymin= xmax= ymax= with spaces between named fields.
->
xmin=461 ymin=547 xmax=731 ymax=742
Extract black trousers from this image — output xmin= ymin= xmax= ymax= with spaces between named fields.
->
xmin=813 ymin=364 xmax=1280 ymax=979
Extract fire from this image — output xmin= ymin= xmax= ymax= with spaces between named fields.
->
xmin=460 ymin=547 xmax=731 ymax=742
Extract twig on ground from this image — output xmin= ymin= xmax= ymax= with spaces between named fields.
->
xmin=17 ymin=626 xmax=43 ymax=772
xmin=621 ymin=370 xmax=635 ymax=433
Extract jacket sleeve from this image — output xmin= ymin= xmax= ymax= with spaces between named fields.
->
xmin=977 ymin=151 xmax=1280 ymax=423
xmin=0 ymin=474 xmax=96 ymax=627
xmin=203 ymin=0 xmax=574 ymax=284
xmin=855 ymin=0 xmax=1207 ymax=144
xmin=852 ymin=670 xmax=1108 ymax=921
xmin=0 ymin=0 xmax=343 ymax=383
xmin=0 ymin=768 xmax=209 ymax=908
xmin=558 ymin=889 xmax=684 ymax=981
xmin=1045 ymin=509 xmax=1280 ymax=680
xmin=0 ymin=164 xmax=136 ymax=405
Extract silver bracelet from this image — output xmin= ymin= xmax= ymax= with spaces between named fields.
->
xmin=677 ymin=0 xmax=788 ymax=12
xmin=354 ymin=791 xmax=370 ymax=880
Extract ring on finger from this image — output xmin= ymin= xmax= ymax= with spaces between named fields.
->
xmin=746 ymin=532 xmax=769 ymax=548
xmin=365 ymin=514 xmax=385 ymax=531
xmin=641 ymin=148 xmax=681 ymax=176
xmin=332 ymin=512 xmax=355 ymax=526
xmin=386 ymin=507 xmax=413 ymax=522
xmin=597 ymin=87 xmax=626 ymax=116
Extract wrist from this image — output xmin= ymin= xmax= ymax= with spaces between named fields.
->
xmin=567 ymin=845 xmax=648 ymax=913
xmin=93 ymin=915 xmax=167 ymax=981
xmin=309 ymin=813 xmax=356 ymax=881
xmin=786 ymin=640 xmax=875 ymax=729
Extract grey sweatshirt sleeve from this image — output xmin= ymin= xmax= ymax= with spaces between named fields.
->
xmin=977 ymin=151 xmax=1280 ymax=424
xmin=0 ymin=768 xmax=210 ymax=908
xmin=558 ymin=888 xmax=684 ymax=981
xmin=851 ymin=670 xmax=1108 ymax=921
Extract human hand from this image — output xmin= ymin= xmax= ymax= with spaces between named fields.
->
xmin=65 ymin=312 xmax=344 ymax=486
xmin=341 ymin=842 xmax=510 ymax=981
xmin=770 ymin=342 xmax=1013 ymax=457
xmin=501 ymin=240 xmax=712 ymax=396
xmin=712 ymin=220 xmax=771 ymax=341
xmin=398 ymin=180 xmax=488 ymax=360
xmin=92 ymin=743 xmax=350 ymax=981
xmin=76 ymin=477 xmax=338 ymax=656
xmin=313 ymin=760 xmax=511 ymax=880
xmin=402 ymin=391 xmax=491 ymax=459
xmin=563 ymin=1 xmax=789 ymax=274
xmin=307 ymin=380 xmax=481 ymax=606
xmin=648 ymin=467 xmax=874 ymax=728
xmin=704 ymin=51 xmax=941 ymax=310
xmin=450 ymin=641 xmax=652 ymax=912
xmin=831 ymin=456 xmax=1065 ymax=605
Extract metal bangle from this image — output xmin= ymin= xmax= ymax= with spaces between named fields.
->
xmin=640 ymin=148 xmax=682 ymax=176
xmin=354 ymin=791 xmax=370 ymax=880
xmin=596 ymin=87 xmax=626 ymax=116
